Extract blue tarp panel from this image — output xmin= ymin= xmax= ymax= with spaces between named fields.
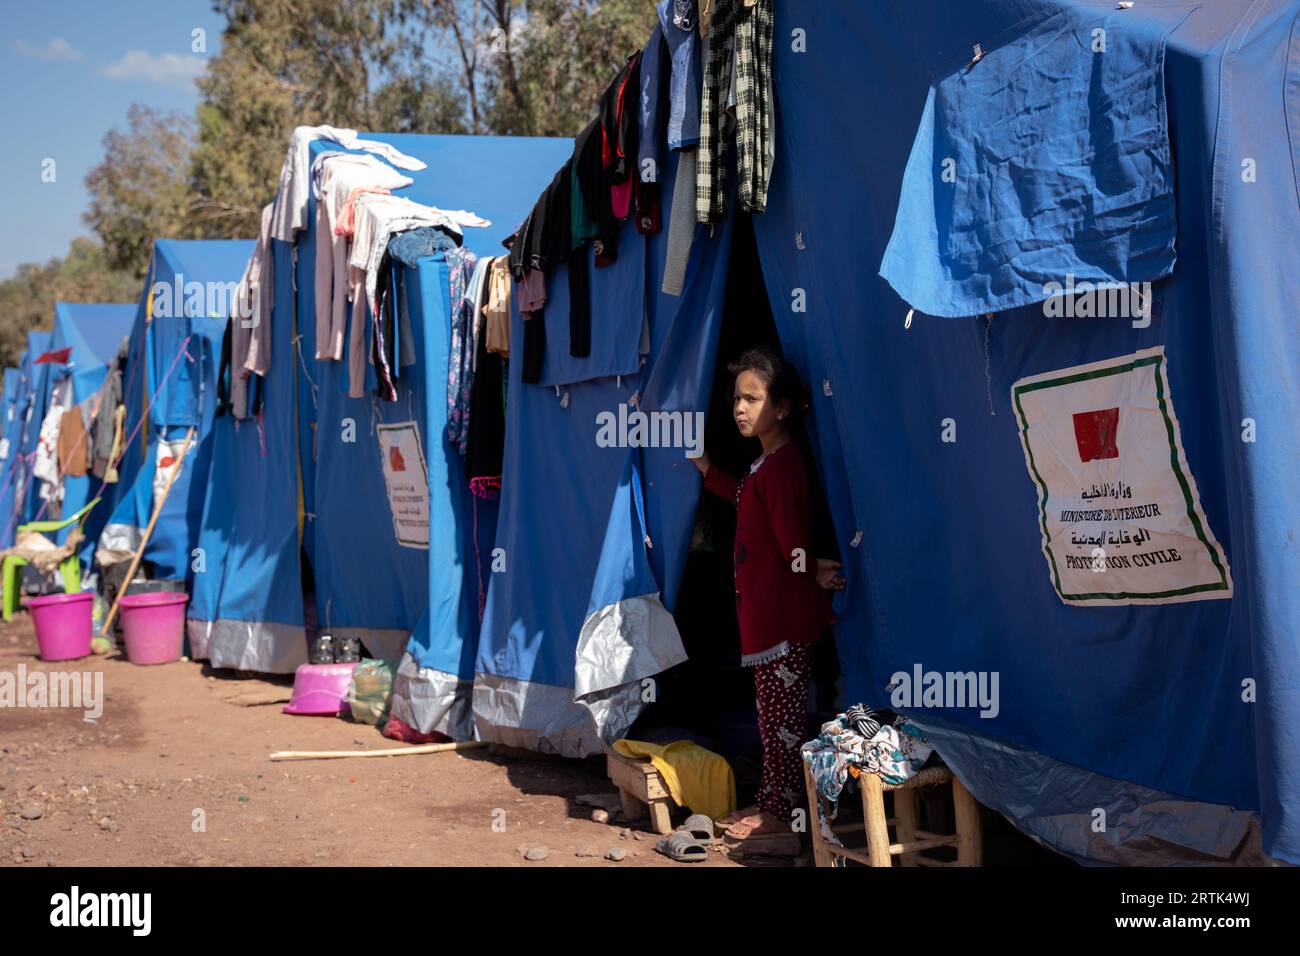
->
xmin=748 ymin=0 xmax=1299 ymax=864
xmin=46 ymin=303 xmax=135 ymax=563
xmin=467 ymin=147 xmax=736 ymax=756
xmin=188 ymin=239 xmax=308 ymax=672
xmin=100 ymin=240 xmax=255 ymax=582
xmin=879 ymin=4 xmax=1189 ymax=316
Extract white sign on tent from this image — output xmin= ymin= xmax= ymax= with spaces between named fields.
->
xmin=1012 ymin=346 xmax=1232 ymax=606
xmin=376 ymin=422 xmax=429 ymax=549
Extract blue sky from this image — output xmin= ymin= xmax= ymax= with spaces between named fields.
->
xmin=0 ymin=2 xmax=226 ymax=280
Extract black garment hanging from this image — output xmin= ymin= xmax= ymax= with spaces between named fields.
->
xmin=466 ymin=329 xmax=507 ymax=500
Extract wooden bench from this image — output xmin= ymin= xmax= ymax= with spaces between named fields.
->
xmin=606 ymin=748 xmax=674 ymax=834
xmin=803 ymin=761 xmax=983 ymax=867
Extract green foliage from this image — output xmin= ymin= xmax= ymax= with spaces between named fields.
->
xmin=83 ymin=105 xmax=197 ymax=279
xmin=0 ymin=239 xmax=138 ymax=368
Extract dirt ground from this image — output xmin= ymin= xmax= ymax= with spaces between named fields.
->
xmin=0 ymin=615 xmax=747 ymax=868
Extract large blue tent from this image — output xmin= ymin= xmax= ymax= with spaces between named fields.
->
xmin=404 ymin=0 xmax=1299 ymax=867
xmin=98 ymin=240 xmax=255 ymax=584
xmin=188 ymin=133 xmax=572 ymax=674
xmin=37 ymin=303 xmax=137 ymax=563
xmin=743 ymin=0 xmax=1298 ymax=867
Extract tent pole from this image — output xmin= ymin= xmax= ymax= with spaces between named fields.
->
xmin=269 ymin=741 xmax=490 ymax=761
xmin=101 ymin=425 xmax=196 ymax=635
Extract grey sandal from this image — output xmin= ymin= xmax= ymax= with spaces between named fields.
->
xmin=679 ymin=813 xmax=717 ymax=845
xmin=656 ymin=830 xmax=709 ymax=862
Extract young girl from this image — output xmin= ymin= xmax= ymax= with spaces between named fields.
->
xmin=692 ymin=346 xmax=845 ymax=838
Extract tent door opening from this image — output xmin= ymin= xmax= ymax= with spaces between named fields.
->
xmin=627 ymin=213 xmax=842 ymax=796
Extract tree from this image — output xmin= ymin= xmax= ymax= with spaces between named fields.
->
xmin=0 ymin=239 xmax=138 ymax=368
xmin=485 ymin=0 xmax=655 ymax=136
xmin=189 ymin=0 xmax=413 ymax=238
xmin=400 ymin=0 xmax=657 ymax=137
xmin=83 ymin=105 xmax=196 ymax=279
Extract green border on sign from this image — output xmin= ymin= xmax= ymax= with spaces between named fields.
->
xmin=1012 ymin=353 xmax=1230 ymax=601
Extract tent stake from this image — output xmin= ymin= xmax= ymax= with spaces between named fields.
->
xmin=269 ymin=740 xmax=490 ymax=761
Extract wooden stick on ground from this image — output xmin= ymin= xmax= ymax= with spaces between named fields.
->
xmin=101 ymin=426 xmax=195 ymax=634
xmin=269 ymin=740 xmax=490 ymax=762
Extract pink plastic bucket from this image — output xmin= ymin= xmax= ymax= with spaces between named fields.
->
xmin=118 ymin=592 xmax=189 ymax=665
xmin=283 ymin=663 xmax=359 ymax=716
xmin=29 ymin=591 xmax=94 ymax=662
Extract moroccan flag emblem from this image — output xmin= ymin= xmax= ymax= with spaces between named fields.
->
xmin=35 ymin=347 xmax=73 ymax=365
xmin=1072 ymin=407 xmax=1120 ymax=462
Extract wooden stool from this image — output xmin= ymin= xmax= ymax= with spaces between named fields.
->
xmin=803 ymin=762 xmax=983 ymax=867
xmin=606 ymin=748 xmax=674 ymax=834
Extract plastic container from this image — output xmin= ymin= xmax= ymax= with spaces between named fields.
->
xmin=29 ymin=591 xmax=94 ymax=662
xmin=118 ymin=592 xmax=189 ymax=665
xmin=284 ymin=662 xmax=359 ymax=716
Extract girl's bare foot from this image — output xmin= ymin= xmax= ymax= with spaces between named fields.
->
xmin=725 ymin=810 xmax=791 ymax=839
xmin=718 ymin=804 xmax=760 ymax=828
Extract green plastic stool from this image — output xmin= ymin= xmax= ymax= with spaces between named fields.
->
xmin=2 ymin=497 xmax=101 ymax=621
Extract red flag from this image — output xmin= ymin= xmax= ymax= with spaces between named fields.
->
xmin=1072 ymin=407 xmax=1120 ymax=462
xmin=35 ymin=347 xmax=73 ymax=365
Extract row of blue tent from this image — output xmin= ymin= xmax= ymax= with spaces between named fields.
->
xmin=3 ymin=0 xmax=1294 ymax=867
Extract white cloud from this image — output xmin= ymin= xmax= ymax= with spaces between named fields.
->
xmin=12 ymin=37 xmax=86 ymax=61
xmin=102 ymin=50 xmax=204 ymax=88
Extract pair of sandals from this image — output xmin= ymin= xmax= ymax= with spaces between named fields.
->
xmin=655 ymin=813 xmax=717 ymax=863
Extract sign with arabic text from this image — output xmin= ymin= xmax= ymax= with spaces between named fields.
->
xmin=1012 ymin=347 xmax=1231 ymax=605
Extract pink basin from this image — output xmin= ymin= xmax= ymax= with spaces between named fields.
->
xmin=283 ymin=662 xmax=359 ymax=716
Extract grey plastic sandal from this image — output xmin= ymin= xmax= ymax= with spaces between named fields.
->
xmin=679 ymin=812 xmax=717 ymax=845
xmin=656 ymin=830 xmax=709 ymax=862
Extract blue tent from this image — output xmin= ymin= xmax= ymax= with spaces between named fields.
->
xmin=10 ymin=331 xmax=54 ymax=533
xmin=188 ymin=133 xmax=572 ymax=673
xmin=746 ymin=0 xmax=1297 ymax=867
xmin=36 ymin=303 xmax=137 ymax=563
xmin=98 ymin=240 xmax=256 ymax=584
xmin=0 ymin=368 xmax=21 ymax=547
xmin=407 ymin=0 xmax=1298 ymax=867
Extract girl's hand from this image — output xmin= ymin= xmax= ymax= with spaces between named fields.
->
xmin=690 ymin=451 xmax=711 ymax=476
xmin=816 ymin=558 xmax=845 ymax=591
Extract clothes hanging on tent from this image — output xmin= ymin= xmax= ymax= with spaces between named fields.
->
xmin=91 ymin=336 xmax=127 ymax=477
xmin=697 ymin=0 xmax=774 ymax=222
xmin=483 ymin=256 xmax=512 ymax=359
xmin=445 ymin=247 xmax=480 ymax=453
xmin=32 ymin=378 xmax=69 ymax=497
xmin=661 ymin=0 xmax=703 ymax=150
xmin=313 ymin=153 xmax=413 ymax=361
xmin=227 ymin=203 xmax=275 ymax=420
xmin=373 ymin=225 xmax=462 ymax=397
xmin=466 ymin=315 xmax=507 ymax=500
xmin=354 ymin=194 xmax=488 ymax=319
xmin=269 ymin=125 xmax=427 ymax=241
xmin=57 ymin=405 xmax=90 ymax=478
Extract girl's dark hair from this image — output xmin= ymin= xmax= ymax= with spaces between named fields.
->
xmin=727 ymin=346 xmax=808 ymax=421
